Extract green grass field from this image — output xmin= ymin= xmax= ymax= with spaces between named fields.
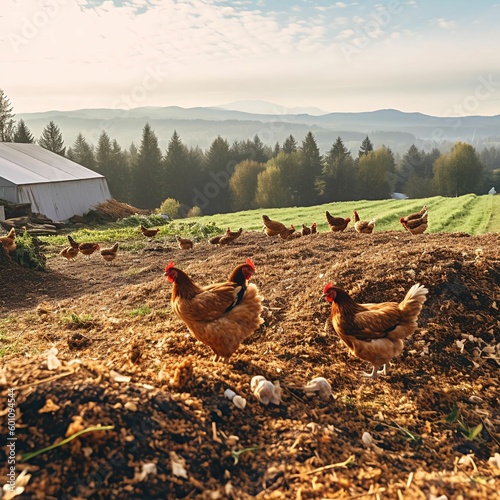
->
xmin=187 ymin=194 xmax=500 ymax=235
xmin=39 ymin=194 xmax=499 ymax=255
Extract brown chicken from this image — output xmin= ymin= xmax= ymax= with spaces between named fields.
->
xmin=401 ymin=205 xmax=427 ymax=223
xmin=140 ymin=225 xmax=160 ymax=238
xmin=324 ymin=283 xmax=428 ymax=378
xmin=60 ymin=246 xmax=79 ymax=261
xmin=176 ymin=235 xmax=194 ymax=250
xmin=279 ymin=224 xmax=296 ymax=240
xmin=325 ymin=212 xmax=350 ymax=232
xmin=67 ymin=234 xmax=80 ymax=249
xmin=78 ymin=242 xmax=100 ymax=258
xmin=401 ymin=210 xmax=428 ymax=235
xmin=100 ymin=242 xmax=119 ymax=264
xmin=301 ymin=224 xmax=311 ymax=236
xmin=353 ymin=211 xmax=376 ymax=234
xmin=226 ymin=227 xmax=243 ymax=239
xmin=262 ymin=215 xmax=287 ymax=237
xmin=164 ymin=259 xmax=264 ymax=362
xmin=0 ymin=228 xmax=16 ymax=254
xmin=310 ymin=222 xmax=317 ymax=234
xmin=217 ymin=227 xmax=243 ymax=246
xmin=209 ymin=235 xmax=223 ymax=245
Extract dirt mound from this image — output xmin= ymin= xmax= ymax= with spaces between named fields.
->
xmin=1 ymin=230 xmax=499 ymax=499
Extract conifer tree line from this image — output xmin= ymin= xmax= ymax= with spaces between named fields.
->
xmin=1 ymin=88 xmax=499 ymax=215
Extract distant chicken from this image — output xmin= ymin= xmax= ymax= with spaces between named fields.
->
xmin=353 ymin=211 xmax=376 ymax=234
xmin=176 ymin=235 xmax=194 ymax=250
xmin=209 ymin=235 xmax=222 ymax=245
xmin=78 ymin=242 xmax=100 ymax=258
xmin=100 ymin=242 xmax=119 ymax=264
xmin=67 ymin=234 xmax=80 ymax=249
xmin=401 ymin=210 xmax=428 ymax=235
xmin=218 ymin=227 xmax=244 ymax=246
xmin=301 ymin=224 xmax=311 ymax=236
xmin=0 ymin=228 xmax=16 ymax=254
xmin=164 ymin=259 xmax=263 ymax=362
xmin=324 ymin=283 xmax=428 ymax=378
xmin=401 ymin=205 xmax=427 ymax=223
xmin=279 ymin=224 xmax=296 ymax=240
xmin=310 ymin=222 xmax=317 ymax=234
xmin=262 ymin=215 xmax=287 ymax=237
xmin=140 ymin=225 xmax=160 ymax=238
xmin=59 ymin=246 xmax=79 ymax=261
xmin=325 ymin=212 xmax=350 ymax=232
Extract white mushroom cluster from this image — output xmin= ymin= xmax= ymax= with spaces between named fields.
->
xmin=302 ymin=377 xmax=333 ymax=400
xmin=251 ymin=376 xmax=281 ymax=405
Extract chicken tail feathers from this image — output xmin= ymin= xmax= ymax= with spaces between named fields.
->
xmin=399 ymin=283 xmax=428 ymax=320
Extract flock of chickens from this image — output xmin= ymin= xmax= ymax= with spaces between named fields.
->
xmin=1 ymin=205 xmax=431 ymax=379
xmin=259 ymin=204 xmax=428 ymax=239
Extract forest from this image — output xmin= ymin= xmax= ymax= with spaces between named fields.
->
xmin=2 ymin=88 xmax=499 ymax=217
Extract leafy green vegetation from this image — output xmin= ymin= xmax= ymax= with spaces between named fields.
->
xmin=12 ymin=232 xmax=46 ymax=270
xmin=128 ymin=305 xmax=151 ymax=317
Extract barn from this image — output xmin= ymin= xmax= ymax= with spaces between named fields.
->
xmin=0 ymin=143 xmax=111 ymax=222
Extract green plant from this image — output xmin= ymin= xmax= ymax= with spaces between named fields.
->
xmin=22 ymin=425 xmax=115 ymax=461
xmin=128 ymin=305 xmax=151 ymax=317
xmin=12 ymin=232 xmax=46 ymax=270
xmin=446 ymin=404 xmax=484 ymax=440
xmin=62 ymin=312 xmax=93 ymax=325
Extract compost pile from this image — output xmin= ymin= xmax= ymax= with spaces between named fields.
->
xmin=1 ymin=230 xmax=499 ymax=499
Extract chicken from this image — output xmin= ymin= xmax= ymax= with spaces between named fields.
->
xmin=325 ymin=212 xmax=350 ymax=232
xmin=140 ymin=225 xmax=160 ymax=238
xmin=209 ymin=235 xmax=222 ymax=245
xmin=401 ymin=210 xmax=428 ymax=235
xmin=216 ymin=227 xmax=243 ymax=246
xmin=301 ymin=224 xmax=311 ymax=236
xmin=100 ymin=242 xmax=119 ymax=264
xmin=78 ymin=242 xmax=100 ymax=258
xmin=401 ymin=205 xmax=427 ymax=223
xmin=353 ymin=211 xmax=376 ymax=234
xmin=67 ymin=234 xmax=80 ymax=249
xmin=176 ymin=235 xmax=194 ymax=250
xmin=0 ymin=228 xmax=16 ymax=254
xmin=226 ymin=227 xmax=243 ymax=240
xmin=60 ymin=246 xmax=79 ymax=261
xmin=324 ymin=283 xmax=428 ymax=378
xmin=262 ymin=215 xmax=287 ymax=237
xmin=310 ymin=222 xmax=317 ymax=234
xmin=279 ymin=224 xmax=296 ymax=240
xmin=164 ymin=259 xmax=264 ymax=362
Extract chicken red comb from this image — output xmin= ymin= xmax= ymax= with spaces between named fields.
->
xmin=245 ymin=258 xmax=255 ymax=270
xmin=165 ymin=262 xmax=176 ymax=272
xmin=323 ymin=282 xmax=333 ymax=294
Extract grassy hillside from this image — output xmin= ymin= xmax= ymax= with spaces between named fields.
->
xmin=188 ymin=194 xmax=500 ymax=235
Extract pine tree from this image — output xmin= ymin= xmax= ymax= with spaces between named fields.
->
xmin=282 ymin=135 xmax=297 ymax=154
xmin=67 ymin=133 xmax=95 ymax=169
xmin=202 ymin=136 xmax=233 ymax=214
xmin=131 ymin=123 xmax=164 ymax=209
xmin=164 ymin=131 xmax=191 ymax=206
xmin=322 ymin=136 xmax=355 ymax=201
xmin=358 ymin=135 xmax=374 ymax=158
xmin=0 ymin=89 xmax=15 ymax=142
xmin=297 ymin=132 xmax=322 ymax=205
xmin=38 ymin=121 xmax=66 ymax=156
xmin=13 ymin=119 xmax=35 ymax=143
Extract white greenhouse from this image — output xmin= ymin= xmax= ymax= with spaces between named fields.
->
xmin=0 ymin=143 xmax=111 ymax=221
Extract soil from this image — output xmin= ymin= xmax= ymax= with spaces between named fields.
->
xmin=1 ymin=229 xmax=499 ymax=499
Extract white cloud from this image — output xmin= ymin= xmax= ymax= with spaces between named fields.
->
xmin=431 ymin=18 xmax=457 ymax=30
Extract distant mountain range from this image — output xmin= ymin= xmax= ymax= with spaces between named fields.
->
xmin=17 ymin=102 xmax=500 ymax=155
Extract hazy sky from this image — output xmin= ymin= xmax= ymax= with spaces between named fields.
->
xmin=2 ymin=0 xmax=500 ymax=116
